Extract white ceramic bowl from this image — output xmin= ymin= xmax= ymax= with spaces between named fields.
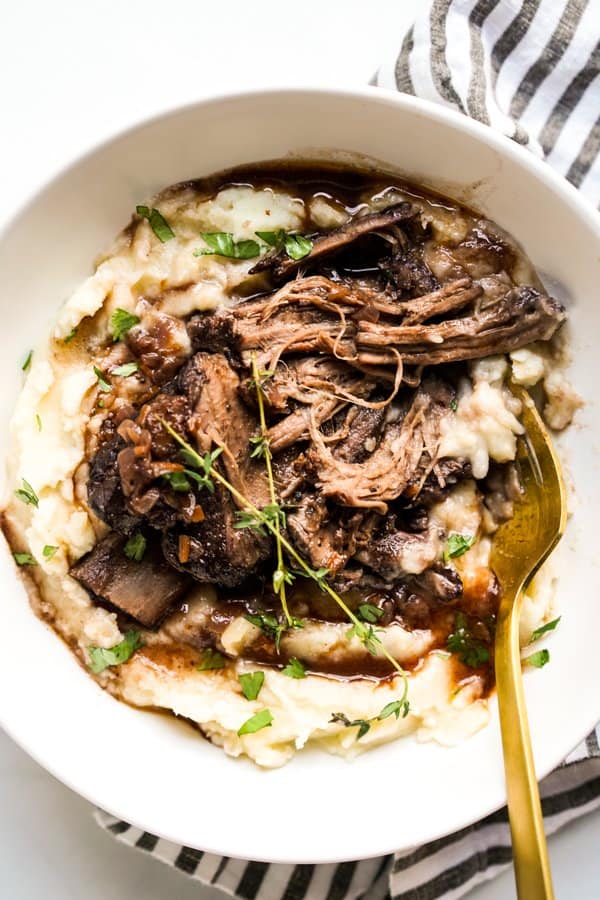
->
xmin=1 ymin=87 xmax=599 ymax=864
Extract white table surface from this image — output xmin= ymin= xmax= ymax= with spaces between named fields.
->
xmin=1 ymin=2 xmax=599 ymax=897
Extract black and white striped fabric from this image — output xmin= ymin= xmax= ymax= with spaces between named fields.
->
xmin=97 ymin=2 xmax=600 ymax=897
xmin=96 ymin=730 xmax=600 ymax=899
xmin=377 ymin=0 xmax=600 ymax=203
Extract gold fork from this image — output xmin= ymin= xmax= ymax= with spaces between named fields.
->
xmin=490 ymin=383 xmax=567 ymax=900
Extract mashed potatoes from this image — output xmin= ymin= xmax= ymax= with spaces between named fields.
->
xmin=2 ymin=172 xmax=574 ymax=768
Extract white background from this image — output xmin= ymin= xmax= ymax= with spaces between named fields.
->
xmin=1 ymin=1 xmax=599 ymax=897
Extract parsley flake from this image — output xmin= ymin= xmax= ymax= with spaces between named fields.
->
xmin=255 ymin=230 xmax=313 ymax=260
xmin=64 ymin=327 xmax=77 ymax=343
xmin=284 ymin=233 xmax=313 ymax=260
xmin=255 ymin=229 xmax=286 ymax=247
xmin=111 ymin=308 xmax=140 ymax=342
xmin=239 ymin=671 xmax=265 ymax=701
xmin=195 ymin=233 xmax=260 ymax=260
xmin=21 ymin=350 xmax=33 ymax=372
xmin=35 ymin=414 xmax=42 ymax=432
xmin=525 ymin=649 xmax=550 ymax=668
xmin=15 ymin=478 xmax=38 ymax=507
xmin=42 ymin=544 xmax=58 ymax=560
xmin=123 ymin=532 xmax=146 ymax=562
xmin=88 ymin=630 xmax=142 ymax=675
xmin=238 ymin=709 xmax=273 ymax=735
xmin=112 ymin=361 xmax=139 ymax=378
xmin=13 ymin=552 xmax=37 ymax=566
xmin=136 ymin=205 xmax=175 ymax=243
xmin=94 ymin=366 xmax=111 ymax=392
xmin=198 ymin=649 xmax=227 ymax=671
xmin=444 ymin=533 xmax=476 ymax=562
xmin=282 ymin=657 xmax=306 ymax=679
xmin=529 ymin=617 xmax=560 ymax=644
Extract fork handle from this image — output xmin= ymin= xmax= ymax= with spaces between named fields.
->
xmin=496 ymin=594 xmax=555 ymax=900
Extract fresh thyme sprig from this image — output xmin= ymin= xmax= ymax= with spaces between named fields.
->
xmin=248 ymin=353 xmax=293 ymax=625
xmin=158 ymin=419 xmax=410 ymax=699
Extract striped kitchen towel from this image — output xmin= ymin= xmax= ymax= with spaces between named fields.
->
xmin=96 ymin=733 xmax=600 ymax=898
xmin=97 ymin=1 xmax=600 ymax=897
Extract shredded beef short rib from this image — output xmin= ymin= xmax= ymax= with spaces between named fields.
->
xmin=81 ymin=179 xmax=566 ymax=634
xmin=250 ymin=201 xmax=417 ymax=280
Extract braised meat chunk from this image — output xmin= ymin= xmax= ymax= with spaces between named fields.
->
xmin=75 ymin=176 xmax=566 ymax=643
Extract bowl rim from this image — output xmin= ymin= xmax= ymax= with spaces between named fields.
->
xmin=1 ymin=85 xmax=600 ymax=863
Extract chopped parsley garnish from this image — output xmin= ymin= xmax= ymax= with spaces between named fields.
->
xmin=330 ymin=712 xmax=371 ymax=740
xmin=447 ymin=613 xmax=490 ymax=668
xmin=444 ymin=532 xmax=476 ymax=562
xmin=255 ymin=230 xmax=313 ymax=260
xmin=94 ymin=366 xmax=111 ymax=392
xmin=111 ymin=308 xmax=140 ymax=342
xmin=357 ymin=603 xmax=384 ymax=624
xmin=239 ymin=671 xmax=265 ymax=701
xmin=255 ymin=230 xmax=285 ymax=247
xmin=112 ymin=361 xmax=139 ymax=377
xmin=378 ymin=699 xmax=410 ymax=720
xmin=197 ymin=649 xmax=227 ymax=671
xmin=123 ymin=532 xmax=146 ymax=562
xmin=450 ymin=398 xmax=458 ymax=412
xmin=42 ymin=544 xmax=58 ymax=560
xmin=195 ymin=233 xmax=261 ymax=260
xmin=282 ymin=657 xmax=306 ymax=679
xmin=21 ymin=350 xmax=33 ymax=372
xmin=136 ymin=205 xmax=175 ymax=243
xmin=15 ymin=478 xmax=39 ymax=507
xmin=245 ymin=612 xmax=304 ymax=653
xmin=35 ymin=414 xmax=42 ymax=432
xmin=13 ymin=552 xmax=37 ymax=566
xmin=529 ymin=617 xmax=560 ymax=644
xmin=64 ymin=327 xmax=77 ymax=343
xmin=238 ymin=709 xmax=273 ymax=736
xmin=283 ymin=233 xmax=313 ymax=260
xmin=88 ymin=630 xmax=142 ymax=675
xmin=525 ymin=649 xmax=550 ymax=668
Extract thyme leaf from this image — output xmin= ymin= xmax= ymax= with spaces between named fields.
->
xmin=329 ymin=712 xmax=371 ymax=741
xmin=447 ymin=614 xmax=490 ymax=667
xmin=15 ymin=478 xmax=38 ymax=507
